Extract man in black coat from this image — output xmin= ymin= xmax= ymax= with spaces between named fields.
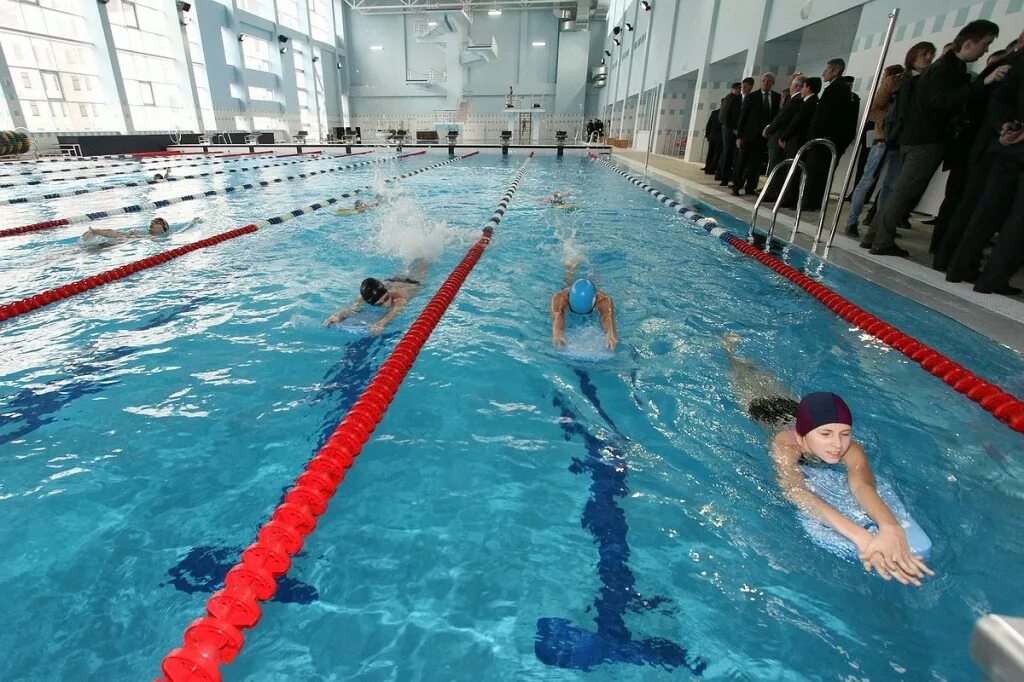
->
xmin=715 ymin=82 xmax=744 ymax=183
xmin=702 ymin=106 xmax=723 ymax=173
xmin=765 ymin=73 xmax=806 ymax=173
xmin=731 ymin=72 xmax=781 ymax=195
xmin=801 ymin=59 xmax=855 ymax=210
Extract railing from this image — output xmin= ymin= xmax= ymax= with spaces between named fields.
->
xmin=750 ymin=158 xmax=808 ymax=250
xmin=748 ymin=137 xmax=838 ymax=254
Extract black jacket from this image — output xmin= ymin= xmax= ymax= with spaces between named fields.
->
xmin=704 ymin=109 xmax=720 ymax=139
xmin=721 ymin=92 xmax=742 ymax=133
xmin=903 ymin=50 xmax=989 ymax=146
xmin=782 ymin=94 xmax=818 ymax=151
xmin=736 ymin=89 xmax=781 ymax=143
xmin=808 ymin=78 xmax=854 ymax=150
xmin=766 ymin=93 xmax=803 ymax=138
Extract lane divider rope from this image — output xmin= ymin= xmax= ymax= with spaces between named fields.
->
xmin=0 ymin=151 xmax=422 ymax=239
xmin=0 ymin=152 xmax=475 ymax=323
xmin=0 ymin=152 xmax=263 ymax=178
xmin=593 ymin=154 xmax=1024 ymax=433
xmin=0 ymin=151 xmax=321 ymax=189
xmin=3 ymin=151 xmax=377 ymax=207
xmin=156 ymin=151 xmax=531 ymax=682
xmin=0 ymin=151 xmax=223 ymax=171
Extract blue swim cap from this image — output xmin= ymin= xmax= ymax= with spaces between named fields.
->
xmin=568 ymin=278 xmax=598 ymax=314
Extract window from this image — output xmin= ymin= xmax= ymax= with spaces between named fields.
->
xmin=242 ymin=36 xmax=272 ymax=72
xmin=71 ymin=75 xmax=81 ymax=91
xmin=122 ymin=1 xmax=139 ymax=29
xmin=41 ymin=71 xmax=63 ymax=99
xmin=277 ymin=0 xmax=305 ymax=32
xmin=236 ymin=0 xmax=274 ymax=20
xmin=20 ymin=72 xmax=31 ymax=90
xmin=309 ymin=0 xmax=334 ymax=44
xmin=139 ymin=81 xmax=155 ymax=105
xmin=29 ymin=102 xmax=39 ymax=116
xmin=79 ymin=103 xmax=88 ymax=116
xmin=248 ymin=86 xmax=274 ymax=101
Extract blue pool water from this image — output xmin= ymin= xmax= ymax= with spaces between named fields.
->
xmin=1 ymin=152 xmax=1023 ymax=680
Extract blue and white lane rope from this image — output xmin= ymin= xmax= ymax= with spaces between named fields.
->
xmin=0 ymin=152 xmax=224 ymax=170
xmin=0 ymin=151 xmax=336 ymax=189
xmin=0 ymin=152 xmax=238 ymax=178
xmin=0 ymin=152 xmax=420 ymax=238
xmin=4 ymin=152 xmax=382 ymax=206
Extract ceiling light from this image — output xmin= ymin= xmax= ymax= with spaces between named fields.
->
xmin=427 ymin=20 xmax=438 ymax=27
xmin=238 ymin=33 xmax=246 ymax=42
xmin=604 ymin=50 xmax=611 ymax=56
xmin=370 ymin=45 xmax=384 ymax=51
xmin=641 ymin=0 xmax=651 ymax=10
xmin=625 ymin=23 xmax=633 ymax=31
xmin=488 ymin=8 xmax=502 ymax=16
xmin=532 ymin=41 xmax=546 ymax=47
xmin=613 ymin=38 xmax=621 ymax=46
xmin=612 ymin=26 xmax=621 ymax=35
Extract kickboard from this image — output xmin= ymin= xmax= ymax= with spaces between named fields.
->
xmin=331 ymin=308 xmax=382 ymax=335
xmin=557 ymin=325 xmax=614 ymax=362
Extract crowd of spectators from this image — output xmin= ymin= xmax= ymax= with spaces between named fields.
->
xmin=699 ymin=19 xmax=1023 ymax=297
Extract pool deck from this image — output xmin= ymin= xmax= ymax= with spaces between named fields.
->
xmin=610 ymin=149 xmax=1024 ymax=355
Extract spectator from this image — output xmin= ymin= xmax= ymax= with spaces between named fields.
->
xmin=715 ymin=82 xmax=743 ymax=183
xmin=944 ymin=39 xmax=1024 ymax=295
xmin=595 ymin=118 xmax=605 ymax=139
xmin=765 ymin=73 xmax=806 ymax=173
xmin=800 ymin=58 xmax=855 ymax=211
xmin=932 ymin=31 xmax=1024 ymax=258
xmin=506 ymin=86 xmax=515 ymax=108
xmin=844 ymin=49 xmax=931 ymax=238
xmin=859 ymin=20 xmax=1008 ymax=256
xmin=763 ymin=77 xmax=821 ymax=206
xmin=731 ymin=72 xmax=780 ymax=196
xmin=702 ymin=105 xmax=723 ymax=174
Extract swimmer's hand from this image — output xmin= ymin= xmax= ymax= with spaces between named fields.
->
xmin=856 ymin=526 xmax=934 ymax=587
xmin=369 ymin=320 xmax=385 ymax=335
xmin=553 ymin=332 xmax=566 ymax=348
xmin=605 ymin=332 xmax=617 ymax=351
xmin=323 ymin=313 xmax=344 ymax=327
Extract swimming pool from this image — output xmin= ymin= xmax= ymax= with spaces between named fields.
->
xmin=1 ymin=152 xmax=1022 ymax=680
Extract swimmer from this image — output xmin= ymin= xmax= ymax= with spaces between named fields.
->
xmin=541 ymin=189 xmax=573 ymax=207
xmin=81 ymin=216 xmax=201 ymax=241
xmin=154 ymin=167 xmax=171 ymax=181
xmin=550 ymin=260 xmax=617 ymax=351
xmin=324 ymin=259 xmax=427 ymax=335
xmin=722 ymin=334 xmax=934 ymax=587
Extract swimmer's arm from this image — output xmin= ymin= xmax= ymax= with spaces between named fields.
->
xmin=324 ymin=298 xmax=364 ymax=326
xmin=369 ymin=296 xmax=408 ymax=334
xmin=85 ymin=227 xmax=130 ymax=239
xmin=597 ymin=295 xmax=617 ymax=350
xmin=844 ymin=445 xmax=900 ymax=529
xmin=770 ymin=434 xmax=871 ymax=545
xmin=550 ymin=291 xmax=567 ymax=347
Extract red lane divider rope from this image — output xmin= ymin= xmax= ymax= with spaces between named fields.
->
xmin=596 ymin=156 xmax=1024 ymax=434
xmin=156 ymin=152 xmax=530 ymax=682
xmin=0 ymin=153 xmax=474 ymax=324
xmin=217 ymin=151 xmax=274 ymax=159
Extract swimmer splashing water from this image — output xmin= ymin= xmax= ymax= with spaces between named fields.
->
xmin=323 ymin=259 xmax=427 ymax=335
xmin=550 ymin=260 xmax=617 ymax=351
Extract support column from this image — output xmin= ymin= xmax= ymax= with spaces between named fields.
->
xmin=683 ymin=0 xmax=721 ymax=163
xmin=0 ymin=48 xmax=27 ymax=130
xmin=94 ymin=0 xmax=135 ymax=133
xmin=617 ymin=0 xmax=642 ymax=138
xmin=742 ymin=0 xmax=774 ymax=77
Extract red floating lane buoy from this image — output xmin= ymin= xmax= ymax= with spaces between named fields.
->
xmin=271 ymin=502 xmax=317 ymax=537
xmin=161 ymin=646 xmax=222 ymax=682
xmin=967 ymin=382 xmax=997 ymax=401
xmin=206 ymin=584 xmax=262 ymax=629
xmin=225 ymin=563 xmax=277 ymax=602
xmin=307 ymin=455 xmax=346 ymax=485
xmin=993 ymin=400 xmax=1024 ymax=421
xmin=183 ymin=617 xmax=244 ymax=665
xmin=980 ymin=391 xmax=1011 ymax=410
xmin=284 ymin=485 xmax=329 ymax=516
xmin=296 ymin=469 xmax=338 ymax=496
xmin=257 ymin=521 xmax=304 ymax=556
xmin=1010 ymin=412 xmax=1024 ymax=432
xmin=240 ymin=540 xmax=291 ymax=577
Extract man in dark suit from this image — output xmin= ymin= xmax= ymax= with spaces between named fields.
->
xmin=702 ymin=106 xmax=723 ymax=173
xmin=800 ymin=58 xmax=855 ymax=210
xmin=715 ymin=82 xmax=744 ymax=183
xmin=765 ymin=73 xmax=806 ymax=173
xmin=730 ymin=72 xmax=781 ymax=195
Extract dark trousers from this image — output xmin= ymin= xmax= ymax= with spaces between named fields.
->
xmin=947 ymin=158 xmax=1024 ymax=289
xmin=732 ymin=139 xmax=766 ymax=193
xmin=930 ymin=160 xmax=970 ymax=253
xmin=716 ymin=127 xmax=736 ymax=181
xmin=802 ymin=145 xmax=838 ymax=211
xmin=703 ymin=137 xmax=722 ymax=173
xmin=863 ymin=143 xmax=944 ymax=250
xmin=934 ymin=158 xmax=991 ymax=270
xmin=767 ymin=134 xmax=785 ymax=173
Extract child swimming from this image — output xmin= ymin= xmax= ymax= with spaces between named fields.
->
xmin=550 ymin=260 xmax=617 ymax=351
xmin=81 ymin=216 xmax=201 ymax=242
xmin=722 ymin=334 xmax=934 ymax=586
xmin=323 ymin=259 xmax=428 ymax=335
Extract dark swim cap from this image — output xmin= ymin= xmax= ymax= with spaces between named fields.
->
xmin=748 ymin=396 xmax=799 ymax=427
xmin=360 ymin=277 xmax=387 ymax=304
xmin=795 ymin=392 xmax=853 ymax=436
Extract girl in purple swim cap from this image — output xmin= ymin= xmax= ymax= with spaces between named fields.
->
xmin=770 ymin=391 xmax=934 ymax=587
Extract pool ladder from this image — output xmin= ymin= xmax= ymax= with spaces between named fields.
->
xmin=748 ymin=138 xmax=839 ymax=255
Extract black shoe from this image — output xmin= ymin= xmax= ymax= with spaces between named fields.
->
xmin=859 ymin=241 xmax=873 ymax=249
xmin=922 ymin=217 xmax=938 ymax=225
xmin=719 ymin=180 xmax=731 ymax=187
xmin=973 ymin=284 xmax=1023 ymax=296
xmin=731 ymin=188 xmax=740 ymax=196
xmin=846 ymin=225 xmax=860 ymax=238
xmin=870 ymin=245 xmax=910 ymax=257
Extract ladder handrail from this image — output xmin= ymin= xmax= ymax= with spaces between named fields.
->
xmin=748 ymin=137 xmax=838 ymax=253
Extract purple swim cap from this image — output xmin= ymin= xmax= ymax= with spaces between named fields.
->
xmin=795 ymin=392 xmax=853 ymax=436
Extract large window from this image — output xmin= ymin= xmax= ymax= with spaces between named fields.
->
xmin=1 ymin=2 xmax=118 ymax=132
xmin=293 ymin=40 xmax=313 ymax=134
xmin=236 ymin=0 xmax=274 ymax=21
xmin=277 ymin=0 xmax=307 ymax=33
xmin=109 ymin=0 xmax=196 ymax=131
xmin=309 ymin=0 xmax=335 ymax=45
xmin=311 ymin=47 xmax=327 ymax=141
xmin=242 ymin=36 xmax=272 ymax=72
xmin=183 ymin=10 xmax=216 ymax=130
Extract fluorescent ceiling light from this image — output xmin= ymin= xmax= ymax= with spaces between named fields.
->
xmin=427 ymin=20 xmax=438 ymax=27
xmin=531 ymin=41 xmax=546 ymax=47
xmin=488 ymin=8 xmax=502 ymax=16
xmin=370 ymin=45 xmax=384 ymax=51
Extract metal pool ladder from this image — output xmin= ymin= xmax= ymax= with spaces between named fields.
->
xmin=748 ymin=137 xmax=839 ymax=253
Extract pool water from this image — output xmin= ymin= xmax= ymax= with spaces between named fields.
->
xmin=1 ymin=153 xmax=1022 ymax=680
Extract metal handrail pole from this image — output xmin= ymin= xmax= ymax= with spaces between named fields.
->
xmin=787 ymin=162 xmax=809 ymax=243
xmin=811 ymin=139 xmax=840 ymax=250
xmin=750 ymin=159 xmax=795 ymax=242
xmin=822 ymin=8 xmax=900 ymax=260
